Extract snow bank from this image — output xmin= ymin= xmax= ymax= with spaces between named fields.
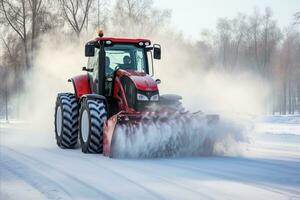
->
xmin=258 ymin=115 xmax=300 ymax=124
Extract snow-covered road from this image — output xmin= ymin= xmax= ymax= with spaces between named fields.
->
xmin=0 ymin=118 xmax=300 ymax=200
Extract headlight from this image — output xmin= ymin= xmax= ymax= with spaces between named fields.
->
xmin=150 ymin=94 xmax=159 ymax=101
xmin=137 ymin=93 xmax=149 ymax=101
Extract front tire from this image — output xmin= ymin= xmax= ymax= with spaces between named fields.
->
xmin=55 ymin=93 xmax=79 ymax=148
xmin=79 ymin=99 xmax=107 ymax=153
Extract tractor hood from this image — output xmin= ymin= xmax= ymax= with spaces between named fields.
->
xmin=125 ymin=71 xmax=158 ymax=91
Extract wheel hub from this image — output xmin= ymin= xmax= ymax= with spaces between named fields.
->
xmin=81 ymin=110 xmax=89 ymax=143
xmin=56 ymin=106 xmax=62 ymax=136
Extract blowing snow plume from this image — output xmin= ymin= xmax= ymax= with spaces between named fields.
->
xmin=111 ymin=112 xmax=247 ymax=158
xmin=17 ymin=33 xmax=87 ymax=132
xmin=108 ymin=69 xmax=258 ymax=158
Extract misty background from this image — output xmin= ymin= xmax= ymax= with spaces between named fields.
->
xmin=0 ymin=0 xmax=299 ymax=122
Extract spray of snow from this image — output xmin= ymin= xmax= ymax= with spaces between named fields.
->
xmin=112 ymin=113 xmax=249 ymax=158
xmin=17 ymin=34 xmax=85 ymax=132
xmin=153 ymin=33 xmax=271 ymax=115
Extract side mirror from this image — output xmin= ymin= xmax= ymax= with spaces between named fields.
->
xmin=85 ymin=43 xmax=95 ymax=57
xmin=153 ymin=44 xmax=161 ymax=60
xmin=82 ymin=66 xmax=93 ymax=72
xmin=155 ymin=79 xmax=161 ymax=84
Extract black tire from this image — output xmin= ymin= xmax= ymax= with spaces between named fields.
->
xmin=79 ymin=99 xmax=107 ymax=153
xmin=54 ymin=93 xmax=79 ymax=148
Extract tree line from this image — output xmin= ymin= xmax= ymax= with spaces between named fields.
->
xmin=0 ymin=0 xmax=299 ymax=119
xmin=196 ymin=8 xmax=300 ymax=114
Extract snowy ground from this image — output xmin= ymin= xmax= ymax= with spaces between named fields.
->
xmin=0 ymin=116 xmax=299 ymax=200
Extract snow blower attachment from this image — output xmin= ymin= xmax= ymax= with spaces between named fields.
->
xmin=54 ymin=32 xmax=219 ymax=158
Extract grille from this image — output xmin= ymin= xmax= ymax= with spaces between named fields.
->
xmin=135 ymin=90 xmax=159 ymax=112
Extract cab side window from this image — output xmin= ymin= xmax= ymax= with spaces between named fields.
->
xmin=87 ymin=48 xmax=99 ymax=70
xmin=87 ymin=48 xmax=99 ymax=93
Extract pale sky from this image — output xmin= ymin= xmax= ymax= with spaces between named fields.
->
xmin=154 ymin=0 xmax=299 ymax=40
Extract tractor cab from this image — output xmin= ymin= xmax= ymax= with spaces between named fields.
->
xmin=84 ymin=36 xmax=161 ymax=74
xmin=82 ymin=34 xmax=161 ymax=115
xmin=105 ymin=44 xmax=148 ymax=74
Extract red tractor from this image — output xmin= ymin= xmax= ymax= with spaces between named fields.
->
xmin=54 ymin=33 xmax=218 ymax=157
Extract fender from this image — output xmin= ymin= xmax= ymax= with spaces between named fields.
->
xmin=68 ymin=74 xmax=91 ymax=98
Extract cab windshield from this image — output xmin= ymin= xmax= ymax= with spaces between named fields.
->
xmin=105 ymin=44 xmax=148 ymax=75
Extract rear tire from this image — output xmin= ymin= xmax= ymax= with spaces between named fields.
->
xmin=55 ymin=93 xmax=79 ymax=148
xmin=79 ymin=99 xmax=107 ymax=153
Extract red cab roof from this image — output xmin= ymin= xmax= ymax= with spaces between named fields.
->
xmin=94 ymin=37 xmax=151 ymax=44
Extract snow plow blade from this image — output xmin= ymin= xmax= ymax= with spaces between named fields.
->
xmin=103 ymin=111 xmax=219 ymax=158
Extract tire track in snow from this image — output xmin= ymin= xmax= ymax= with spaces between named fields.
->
xmin=112 ymin=157 xmax=300 ymax=199
xmin=181 ymin=159 xmax=300 ymax=195
xmin=41 ymin=148 xmax=171 ymax=200
xmin=101 ymin=159 xmax=217 ymax=200
xmin=4 ymin=145 xmax=170 ymax=200
xmin=1 ymin=146 xmax=117 ymax=200
xmin=59 ymin=150 xmax=214 ymax=200
xmin=158 ymin=158 xmax=300 ymax=197
xmin=44 ymin=146 xmax=291 ymax=200
xmin=0 ymin=156 xmax=72 ymax=200
xmin=41 ymin=147 xmax=215 ymax=200
xmin=227 ymin=156 xmax=300 ymax=176
xmin=83 ymin=157 xmax=213 ymax=200
xmin=83 ymin=157 xmax=216 ymax=200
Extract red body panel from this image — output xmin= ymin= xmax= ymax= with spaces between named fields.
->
xmin=126 ymin=70 xmax=158 ymax=91
xmin=116 ymin=70 xmax=158 ymax=91
xmin=112 ymin=73 xmax=134 ymax=113
xmin=70 ymin=74 xmax=91 ymax=98
xmin=103 ymin=114 xmax=118 ymax=157
xmin=110 ymin=70 xmax=158 ymax=114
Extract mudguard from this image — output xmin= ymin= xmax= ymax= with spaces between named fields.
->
xmin=68 ymin=74 xmax=91 ymax=98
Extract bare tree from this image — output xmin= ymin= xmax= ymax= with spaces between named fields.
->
xmin=59 ymin=0 xmax=93 ymax=37
xmin=0 ymin=31 xmax=24 ymax=119
xmin=231 ymin=14 xmax=247 ymax=70
xmin=111 ymin=0 xmax=171 ymax=37
xmin=196 ymin=30 xmax=216 ymax=68
xmin=29 ymin=0 xmax=43 ymax=56
xmin=261 ymin=7 xmax=282 ymax=78
xmin=277 ymin=27 xmax=300 ymax=114
xmin=0 ymin=0 xmax=45 ymax=70
xmin=215 ymin=14 xmax=248 ymax=72
xmin=216 ymin=18 xmax=231 ymax=70
xmin=248 ymin=8 xmax=262 ymax=72
xmin=88 ymin=0 xmax=110 ymax=32
xmin=1 ymin=0 xmax=31 ymax=69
